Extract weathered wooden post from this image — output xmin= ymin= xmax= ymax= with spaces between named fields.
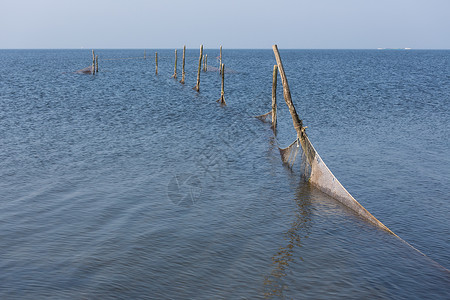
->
xmin=205 ymin=54 xmax=208 ymax=71
xmin=172 ymin=49 xmax=178 ymax=78
xmin=155 ymin=52 xmax=158 ymax=75
xmin=180 ymin=45 xmax=186 ymax=84
xmin=95 ymin=55 xmax=99 ymax=73
xmin=219 ymin=46 xmax=222 ymax=74
xmin=272 ymin=65 xmax=277 ymax=130
xmin=193 ymin=45 xmax=203 ymax=92
xmin=144 ymin=50 xmax=146 ymax=59
xmin=92 ymin=50 xmax=95 ymax=75
xmin=202 ymin=55 xmax=206 ymax=71
xmin=217 ymin=63 xmax=226 ymax=105
xmin=272 ymin=45 xmax=305 ymax=144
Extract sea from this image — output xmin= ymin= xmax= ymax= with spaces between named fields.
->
xmin=0 ymin=49 xmax=449 ymax=299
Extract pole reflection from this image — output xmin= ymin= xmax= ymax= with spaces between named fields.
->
xmin=263 ymin=182 xmax=314 ymax=298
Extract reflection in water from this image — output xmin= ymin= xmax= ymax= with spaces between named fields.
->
xmin=263 ymin=183 xmax=314 ymax=298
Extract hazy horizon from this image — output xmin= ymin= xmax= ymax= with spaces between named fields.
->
xmin=1 ymin=0 xmax=449 ymax=50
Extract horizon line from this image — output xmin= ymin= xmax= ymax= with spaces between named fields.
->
xmin=1 ymin=47 xmax=449 ymax=51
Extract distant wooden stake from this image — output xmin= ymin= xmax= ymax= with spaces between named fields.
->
xmin=144 ymin=50 xmax=146 ymax=59
xmin=180 ymin=45 xmax=186 ymax=84
xmin=219 ymin=46 xmax=222 ymax=74
xmin=205 ymin=54 xmax=208 ymax=71
xmin=193 ymin=45 xmax=203 ymax=92
xmin=272 ymin=65 xmax=277 ymax=130
xmin=92 ymin=49 xmax=95 ymax=75
xmin=202 ymin=55 xmax=206 ymax=72
xmin=217 ymin=63 xmax=226 ymax=105
xmin=95 ymin=55 xmax=99 ymax=73
xmin=155 ymin=52 xmax=158 ymax=75
xmin=172 ymin=49 xmax=178 ymax=78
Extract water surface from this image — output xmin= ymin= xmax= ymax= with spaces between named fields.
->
xmin=0 ymin=49 xmax=449 ymax=299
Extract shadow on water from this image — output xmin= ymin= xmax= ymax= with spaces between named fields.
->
xmin=263 ymin=180 xmax=314 ymax=298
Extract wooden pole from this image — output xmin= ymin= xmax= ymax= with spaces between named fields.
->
xmin=92 ymin=49 xmax=95 ymax=75
xmin=193 ymin=45 xmax=203 ymax=92
xmin=95 ymin=55 xmax=99 ymax=73
xmin=172 ymin=49 xmax=178 ymax=78
xmin=272 ymin=45 xmax=303 ymax=137
xmin=155 ymin=52 xmax=158 ymax=75
xmin=205 ymin=54 xmax=208 ymax=71
xmin=272 ymin=65 xmax=277 ymax=130
xmin=202 ymin=55 xmax=206 ymax=71
xmin=144 ymin=50 xmax=146 ymax=59
xmin=217 ymin=63 xmax=226 ymax=105
xmin=180 ymin=45 xmax=186 ymax=84
xmin=219 ymin=46 xmax=222 ymax=74
xmin=272 ymin=44 xmax=314 ymax=164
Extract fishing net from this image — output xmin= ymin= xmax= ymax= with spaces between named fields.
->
xmin=75 ymin=66 xmax=93 ymax=74
xmin=279 ymin=138 xmax=299 ymax=168
xmin=277 ymin=131 xmax=395 ymax=234
xmin=279 ymin=138 xmax=311 ymax=180
xmin=255 ymin=111 xmax=272 ymax=123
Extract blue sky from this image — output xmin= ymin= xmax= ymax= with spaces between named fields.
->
xmin=1 ymin=0 xmax=449 ymax=49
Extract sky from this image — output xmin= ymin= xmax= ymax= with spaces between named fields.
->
xmin=1 ymin=0 xmax=449 ymax=49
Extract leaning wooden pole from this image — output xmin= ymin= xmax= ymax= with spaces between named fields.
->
xmin=217 ymin=63 xmax=226 ymax=105
xmin=180 ymin=45 xmax=186 ymax=84
xmin=172 ymin=49 xmax=178 ymax=78
xmin=95 ymin=55 xmax=99 ymax=73
xmin=92 ymin=50 xmax=95 ymax=75
xmin=271 ymin=65 xmax=277 ymax=131
xmin=193 ymin=45 xmax=203 ymax=92
xmin=155 ymin=52 xmax=158 ymax=75
xmin=272 ymin=45 xmax=304 ymax=145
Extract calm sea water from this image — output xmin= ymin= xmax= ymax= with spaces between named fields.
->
xmin=0 ymin=49 xmax=449 ymax=299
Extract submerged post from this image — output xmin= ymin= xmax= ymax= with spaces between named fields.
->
xmin=155 ymin=52 xmax=158 ymax=75
xmin=180 ymin=45 xmax=186 ymax=84
xmin=217 ymin=63 xmax=226 ymax=105
xmin=92 ymin=50 xmax=95 ymax=75
xmin=144 ymin=50 xmax=146 ymax=59
xmin=272 ymin=65 xmax=277 ymax=130
xmin=172 ymin=49 xmax=178 ymax=78
xmin=193 ymin=45 xmax=203 ymax=92
xmin=95 ymin=55 xmax=99 ymax=73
